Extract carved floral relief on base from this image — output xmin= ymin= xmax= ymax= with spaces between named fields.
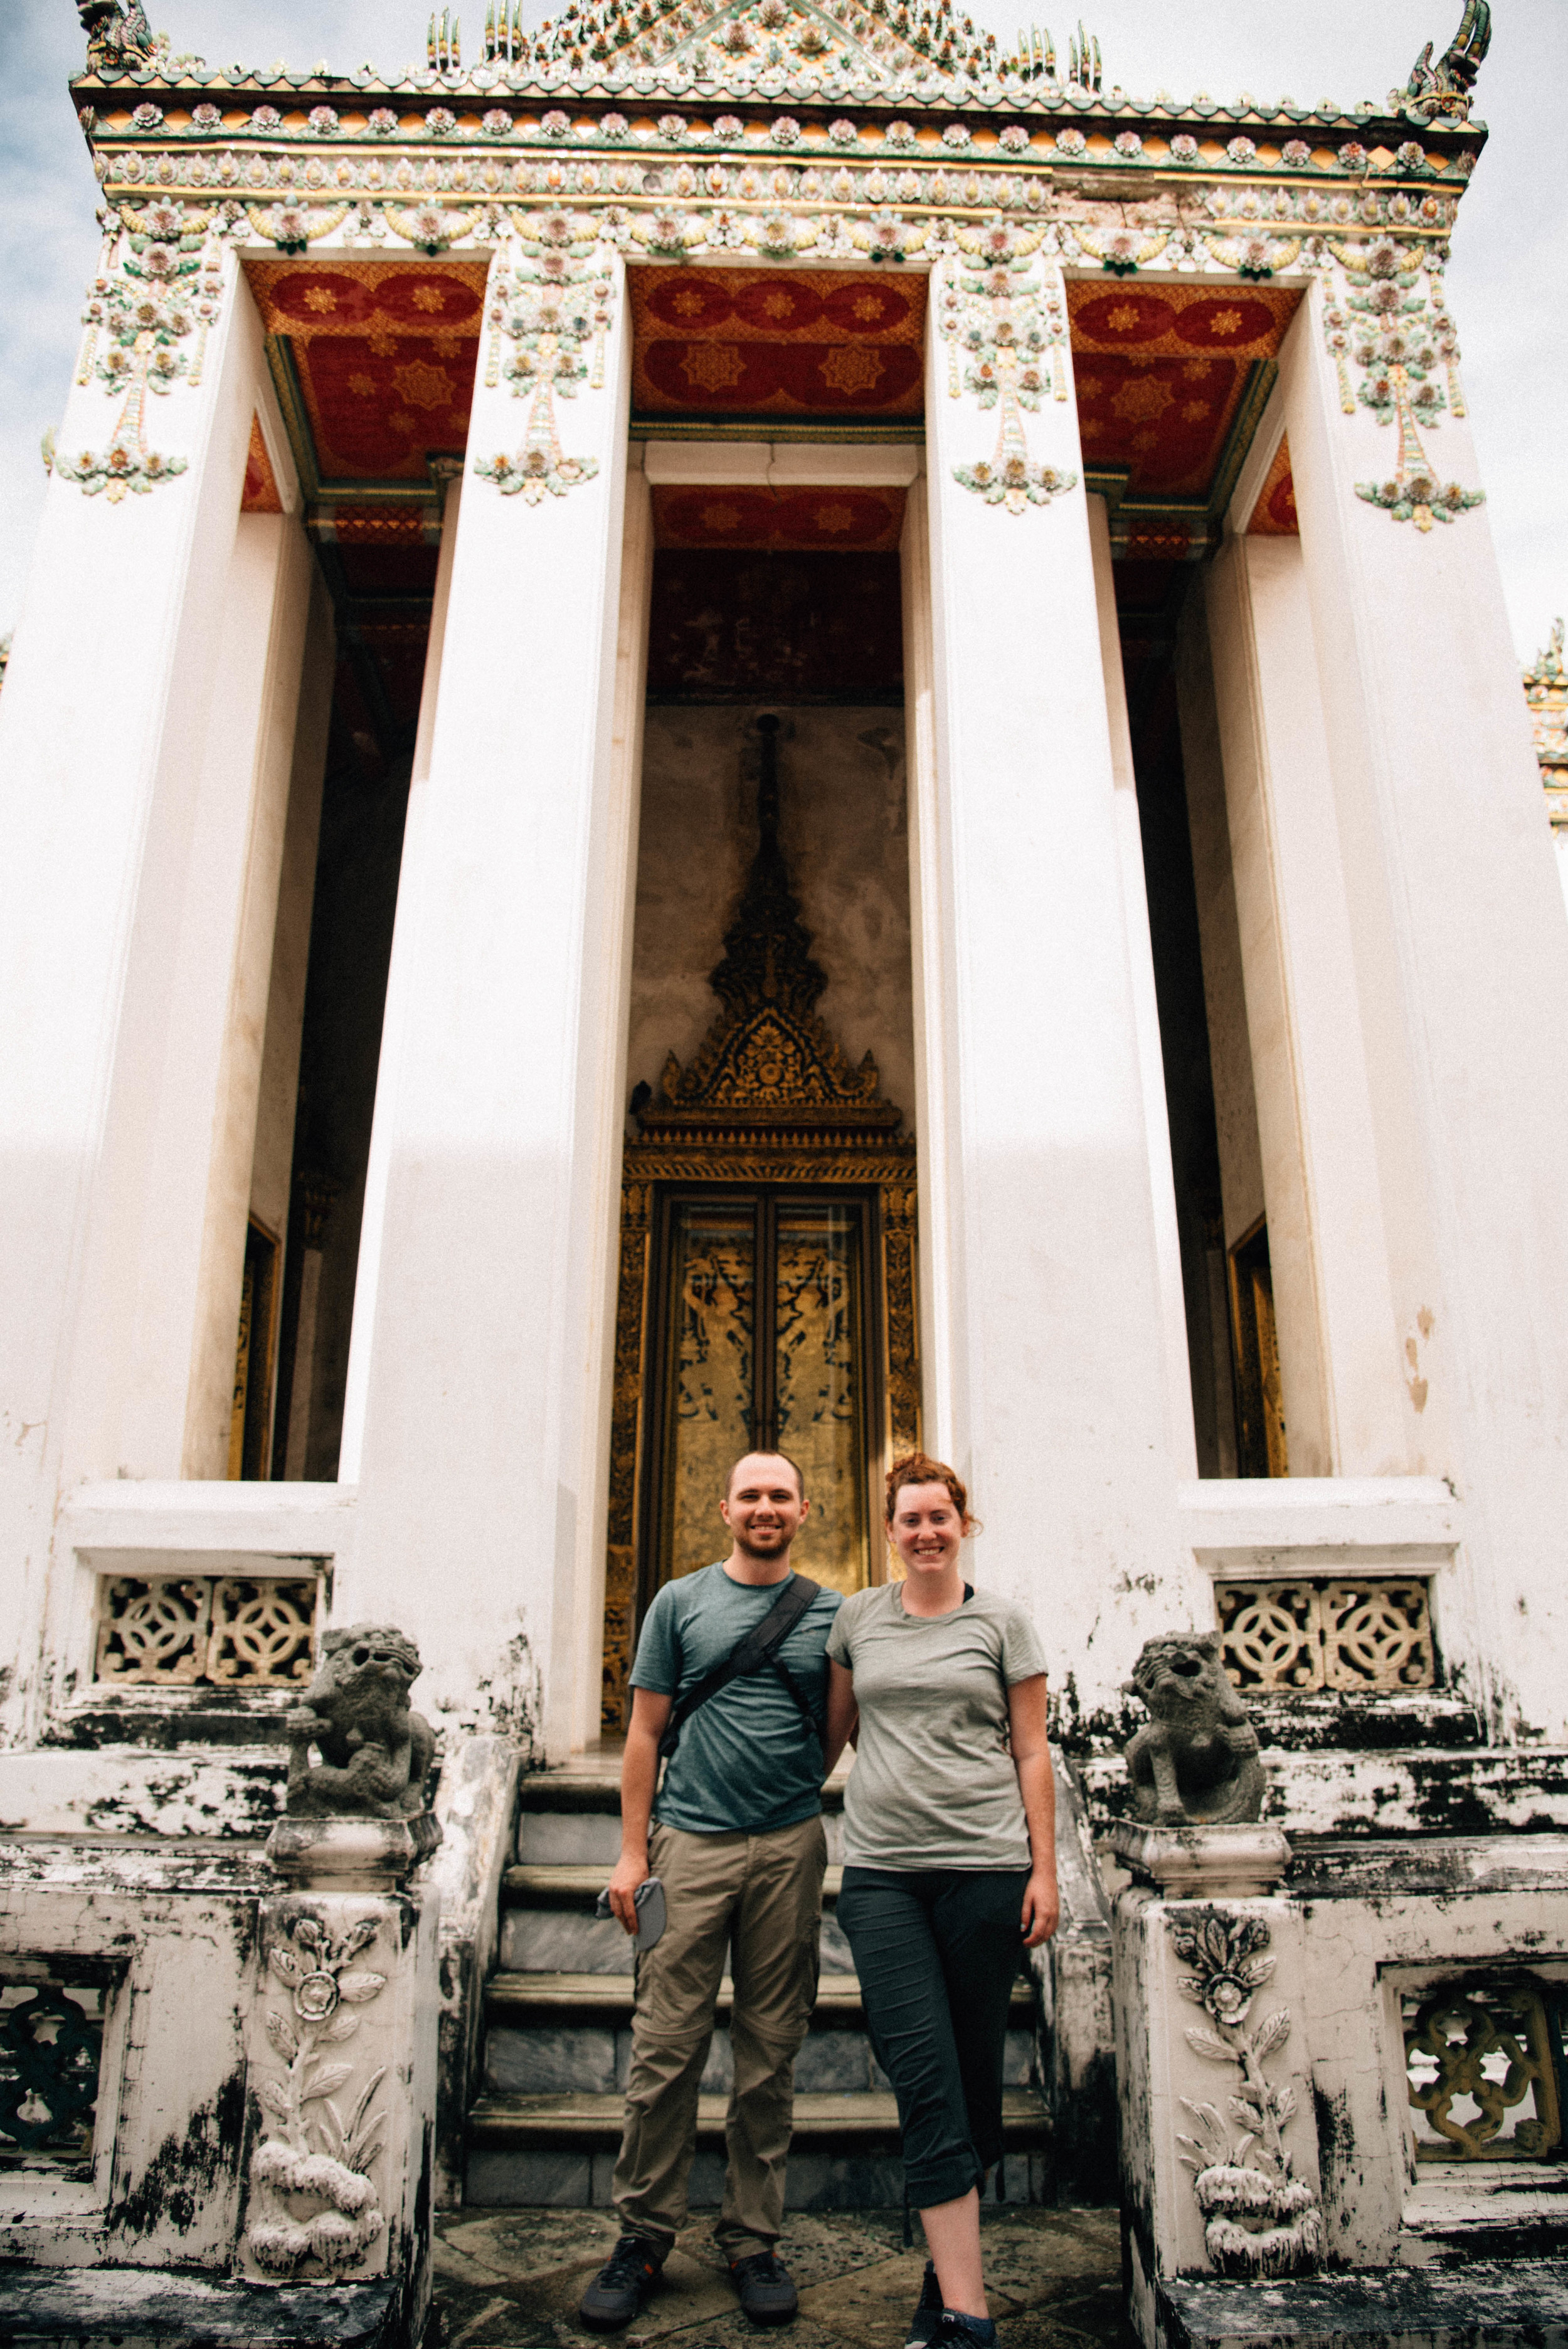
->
xmin=1172 ymin=1908 xmax=1324 ymax=2281
xmin=245 ymin=1912 xmax=389 ymax=2279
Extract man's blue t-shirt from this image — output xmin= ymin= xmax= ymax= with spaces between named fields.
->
xmin=631 ymin=1563 xmax=842 ymax=1836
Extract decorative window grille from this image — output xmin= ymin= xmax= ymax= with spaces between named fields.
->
xmin=1216 ymin=1577 xmax=1435 ymax=1694
xmin=93 ymin=1576 xmax=317 ymax=1687
xmin=1404 ymin=1979 xmax=1565 ymax=2162
xmin=0 ymin=1980 xmax=109 ymax=2169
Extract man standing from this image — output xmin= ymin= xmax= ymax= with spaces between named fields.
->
xmin=578 ymin=1453 xmax=841 ymax=2332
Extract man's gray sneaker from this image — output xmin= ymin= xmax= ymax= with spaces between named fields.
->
xmin=905 ymin=2261 xmax=944 ymax=2349
xmin=578 ymin=2235 xmax=665 ymax=2331
xmin=729 ymin=2250 xmax=799 ymax=2324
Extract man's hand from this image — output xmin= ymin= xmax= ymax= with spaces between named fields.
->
xmin=612 ymin=1689 xmax=669 ymax=1935
xmin=1020 ymin=1865 xmax=1059 ymax=1948
xmin=608 ymin=1847 xmax=650 ymax=1936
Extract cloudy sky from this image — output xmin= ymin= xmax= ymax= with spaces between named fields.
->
xmin=1 ymin=0 xmax=1562 ymax=658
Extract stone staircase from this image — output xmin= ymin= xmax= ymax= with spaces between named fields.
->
xmin=464 ymin=1751 xmax=1052 ymax=2209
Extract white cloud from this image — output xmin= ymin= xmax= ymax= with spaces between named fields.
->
xmin=0 ymin=0 xmax=1562 ymax=655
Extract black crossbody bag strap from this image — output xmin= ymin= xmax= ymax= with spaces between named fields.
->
xmin=658 ymin=1573 xmax=820 ymax=1761
xmin=768 ymin=1653 xmax=825 ymax=1758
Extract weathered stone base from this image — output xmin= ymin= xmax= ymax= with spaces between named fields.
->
xmin=0 ymin=2269 xmax=406 ymax=2349
xmin=1158 ymin=2262 xmax=1568 ymax=2349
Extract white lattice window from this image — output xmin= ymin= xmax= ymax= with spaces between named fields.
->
xmin=1216 ymin=1577 xmax=1435 ymax=1694
xmin=93 ymin=1576 xmax=317 ymax=1688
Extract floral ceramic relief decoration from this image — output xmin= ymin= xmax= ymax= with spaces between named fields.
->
xmin=1320 ymin=235 xmax=1484 ymax=531
xmin=473 ymin=219 xmax=615 ymax=501
xmin=1171 ymin=1908 xmax=1324 ymax=2282
xmin=1524 ymin=619 xmax=1567 ymax=786
xmin=939 ymin=238 xmax=1077 ymax=515
xmin=244 ymin=1911 xmax=389 ymax=2279
xmin=56 ymin=201 xmax=226 ymax=501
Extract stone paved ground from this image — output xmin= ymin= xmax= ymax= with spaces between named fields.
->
xmin=434 ymin=2207 xmax=1135 ymax=2349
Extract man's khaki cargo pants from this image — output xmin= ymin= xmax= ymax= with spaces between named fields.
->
xmin=611 ymin=1811 xmax=827 ymax=2259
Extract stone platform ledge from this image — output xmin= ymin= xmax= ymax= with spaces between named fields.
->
xmin=1158 ymin=2260 xmax=1568 ymax=2349
xmin=0 ymin=2269 xmax=401 ymax=2349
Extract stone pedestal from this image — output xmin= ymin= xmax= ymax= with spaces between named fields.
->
xmin=1111 ymin=1823 xmax=1293 ymax=1901
xmin=238 ymin=1815 xmax=440 ymax=2334
xmin=1113 ymin=1826 xmax=1323 ymax=2349
xmin=263 ymin=1815 xmax=443 ymax=1891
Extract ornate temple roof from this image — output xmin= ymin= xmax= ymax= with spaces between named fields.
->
xmin=72 ymin=0 xmax=1490 ymax=169
xmin=61 ymin=4 xmax=1496 ymax=604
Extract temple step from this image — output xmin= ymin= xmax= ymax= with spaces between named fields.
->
xmin=502 ymin=1861 xmax=845 ymax=1902
xmin=469 ymin=2086 xmax=1049 ymax=2149
xmin=483 ymin=1969 xmax=1037 ymax=2025
xmin=469 ymin=1764 xmax=1047 ymax=2207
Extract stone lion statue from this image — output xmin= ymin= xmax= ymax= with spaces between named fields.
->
xmin=284 ymin=1625 xmax=437 ymax=1820
xmin=1123 ymin=1633 xmax=1265 ymax=1827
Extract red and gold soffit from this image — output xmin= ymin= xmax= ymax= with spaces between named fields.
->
xmin=245 ymin=254 xmax=1299 ymax=556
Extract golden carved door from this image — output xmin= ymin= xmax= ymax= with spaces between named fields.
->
xmin=648 ymin=1186 xmax=876 ymax=1600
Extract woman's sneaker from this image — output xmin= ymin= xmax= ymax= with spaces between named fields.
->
xmin=932 ymin=2315 xmax=997 ymax=2349
xmin=578 ymin=2235 xmax=665 ymax=2331
xmin=904 ymin=2261 xmax=945 ymax=2349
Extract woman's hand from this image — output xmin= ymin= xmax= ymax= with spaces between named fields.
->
xmin=1009 ymin=1673 xmax=1058 ymax=1948
xmin=1020 ymin=1864 xmax=1059 ymax=1947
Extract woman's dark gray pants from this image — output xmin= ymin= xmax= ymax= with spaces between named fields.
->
xmin=836 ymin=1864 xmax=1029 ymax=2210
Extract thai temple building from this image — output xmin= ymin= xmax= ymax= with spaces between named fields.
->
xmin=0 ymin=0 xmax=1565 ymax=2337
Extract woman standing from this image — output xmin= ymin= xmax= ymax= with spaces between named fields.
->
xmin=823 ymin=1454 xmax=1058 ymax=2349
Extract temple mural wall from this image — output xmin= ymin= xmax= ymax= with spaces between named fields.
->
xmin=627 ymin=703 xmax=916 ymax=1128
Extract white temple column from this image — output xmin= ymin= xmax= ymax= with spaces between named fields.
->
xmin=915 ymin=256 xmax=1187 ymax=1718
xmin=1202 ymin=531 xmax=1406 ymax=1478
xmin=180 ymin=511 xmax=317 ymax=1478
xmin=0 ymin=237 xmax=300 ymax=1733
xmin=1088 ymin=494 xmax=1198 ymax=1480
xmin=1280 ymin=273 xmax=1568 ymax=1737
xmin=337 ymin=243 xmax=641 ymax=1747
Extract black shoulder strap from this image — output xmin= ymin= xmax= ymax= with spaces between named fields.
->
xmin=659 ymin=1574 xmax=821 ymax=1761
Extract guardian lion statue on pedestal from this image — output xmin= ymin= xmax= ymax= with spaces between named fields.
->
xmin=1123 ymin=1632 xmax=1266 ymax=1827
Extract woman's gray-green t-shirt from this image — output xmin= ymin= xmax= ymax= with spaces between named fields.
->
xmin=826 ymin=1583 xmax=1047 ymax=1871
xmin=632 ymin=1563 xmax=842 ymax=1836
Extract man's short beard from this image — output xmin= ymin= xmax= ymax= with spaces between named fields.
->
xmin=736 ymin=1522 xmax=789 ymax=1554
